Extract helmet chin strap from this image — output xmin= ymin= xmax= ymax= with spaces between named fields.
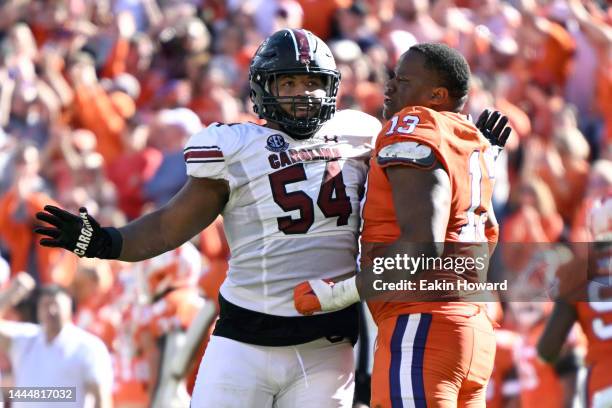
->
xmin=263 ymin=95 xmax=326 ymax=139
xmin=281 ymin=123 xmax=318 ymax=140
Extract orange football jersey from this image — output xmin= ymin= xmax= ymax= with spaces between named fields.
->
xmin=486 ymin=329 xmax=521 ymax=408
xmin=515 ymin=321 xmax=566 ymax=408
xmin=576 ymin=297 xmax=612 ymax=406
xmin=576 ymin=298 xmax=612 ymax=365
xmin=361 ymin=106 xmax=498 ymax=322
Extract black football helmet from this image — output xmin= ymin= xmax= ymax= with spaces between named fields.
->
xmin=249 ymin=29 xmax=340 ymax=139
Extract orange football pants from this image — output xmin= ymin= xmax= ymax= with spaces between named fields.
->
xmin=371 ymin=308 xmax=496 ymax=408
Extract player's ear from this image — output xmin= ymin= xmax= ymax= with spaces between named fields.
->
xmin=430 ymin=87 xmax=448 ymax=106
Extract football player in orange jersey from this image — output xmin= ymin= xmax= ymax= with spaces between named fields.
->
xmin=538 ymin=191 xmax=612 ymax=408
xmin=483 ymin=301 xmax=521 ymax=408
xmin=294 ymin=43 xmax=511 ymax=407
xmin=512 ymin=301 xmax=584 ymax=408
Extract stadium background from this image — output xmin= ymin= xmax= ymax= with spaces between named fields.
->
xmin=0 ymin=0 xmax=610 ymax=406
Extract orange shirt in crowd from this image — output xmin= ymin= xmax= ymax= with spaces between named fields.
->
xmin=531 ymin=22 xmax=576 ymax=89
xmin=495 ymin=97 xmax=531 ymax=147
xmin=0 ymin=189 xmax=76 ymax=286
xmin=596 ymin=62 xmax=612 ymax=146
xmin=354 ymin=81 xmax=384 ymax=118
xmin=72 ymin=85 xmax=134 ymax=165
xmin=102 ymin=37 xmax=130 ymax=79
xmin=539 ymin=158 xmax=589 ymax=224
xmin=295 ymin=0 xmax=351 ymax=39
xmin=134 ymin=287 xmax=205 ymax=396
xmin=75 ymin=302 xmax=117 ymax=350
xmin=134 ymin=287 xmax=202 ymax=341
xmin=501 ymin=205 xmax=563 ymax=274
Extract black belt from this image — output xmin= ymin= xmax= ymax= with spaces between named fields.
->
xmin=213 ymin=294 xmax=359 ymax=346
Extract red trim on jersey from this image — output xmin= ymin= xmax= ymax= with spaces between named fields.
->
xmin=184 ymin=150 xmax=224 ymax=161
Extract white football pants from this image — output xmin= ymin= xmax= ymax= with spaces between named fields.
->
xmin=190 ymin=335 xmax=355 ymax=407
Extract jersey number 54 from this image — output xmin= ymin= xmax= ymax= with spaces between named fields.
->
xmin=268 ymin=162 xmax=352 ymax=234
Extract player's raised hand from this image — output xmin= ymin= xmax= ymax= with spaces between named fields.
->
xmin=34 ymin=205 xmax=122 ymax=259
xmin=294 ymin=278 xmax=360 ymax=315
xmin=475 ymin=109 xmax=512 ymax=148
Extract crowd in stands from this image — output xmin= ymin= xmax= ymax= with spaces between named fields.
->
xmin=0 ymin=0 xmax=610 ymax=406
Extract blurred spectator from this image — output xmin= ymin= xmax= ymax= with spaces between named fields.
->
xmin=0 ymin=144 xmax=77 ymax=286
xmin=271 ymin=0 xmax=304 ymax=33
xmin=516 ymin=0 xmax=576 ymax=91
xmin=501 ymin=178 xmax=564 ymax=275
xmin=69 ymin=52 xmax=135 ymax=165
xmin=143 ymin=108 xmax=202 ymax=208
xmin=131 ymin=242 xmax=205 ymax=403
xmin=198 ymin=217 xmax=230 ymax=304
xmin=571 ymin=159 xmax=612 ymax=242
xmin=331 ymin=2 xmax=378 ymax=50
xmin=73 ymin=259 xmax=117 ymax=349
xmin=534 ymin=120 xmax=591 ymax=224
xmin=0 ymin=128 xmax=14 ymax=195
xmin=385 ymin=0 xmax=446 ymax=43
xmin=189 ymin=65 xmax=241 ymax=125
xmin=107 ymin=122 xmax=163 ymax=220
xmin=0 ymin=283 xmax=113 ymax=408
xmin=295 ymin=0 xmax=351 ymax=40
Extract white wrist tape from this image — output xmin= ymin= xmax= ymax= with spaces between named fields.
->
xmin=308 ymin=276 xmax=360 ymax=312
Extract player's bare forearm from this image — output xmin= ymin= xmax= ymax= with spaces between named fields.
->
xmin=118 ymin=177 xmax=229 ymax=262
xmin=537 ymin=300 xmax=577 ymax=363
xmin=356 ymin=163 xmax=450 ymax=296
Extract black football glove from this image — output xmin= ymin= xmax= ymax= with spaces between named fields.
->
xmin=34 ymin=205 xmax=122 ymax=259
xmin=475 ymin=108 xmax=512 ymax=148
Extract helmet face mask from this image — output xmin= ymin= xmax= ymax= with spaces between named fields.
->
xmin=249 ymin=29 xmax=340 ymax=139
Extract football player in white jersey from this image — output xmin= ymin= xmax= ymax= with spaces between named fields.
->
xmin=34 ymin=28 xmax=382 ymax=407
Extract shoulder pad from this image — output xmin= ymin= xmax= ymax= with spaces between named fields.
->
xmin=320 ymin=109 xmax=382 ymax=143
xmin=377 ymin=141 xmax=436 ymax=168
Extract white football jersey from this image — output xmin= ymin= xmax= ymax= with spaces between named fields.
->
xmin=184 ymin=110 xmax=381 ymax=315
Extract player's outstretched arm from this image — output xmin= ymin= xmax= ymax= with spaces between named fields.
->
xmin=536 ymin=300 xmax=578 ymax=363
xmin=34 ymin=177 xmax=229 ymax=262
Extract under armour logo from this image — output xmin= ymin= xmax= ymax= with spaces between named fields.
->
xmin=324 ymin=136 xmax=339 ymax=143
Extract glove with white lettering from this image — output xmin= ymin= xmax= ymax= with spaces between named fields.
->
xmin=294 ymin=277 xmax=360 ymax=315
xmin=34 ymin=205 xmax=122 ymax=259
xmin=475 ymin=108 xmax=512 ymax=148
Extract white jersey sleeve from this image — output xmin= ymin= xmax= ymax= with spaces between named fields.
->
xmin=184 ymin=123 xmax=242 ymax=183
